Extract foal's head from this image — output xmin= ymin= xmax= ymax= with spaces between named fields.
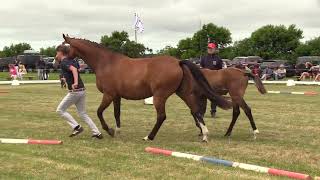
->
xmin=62 ymin=34 xmax=81 ymax=59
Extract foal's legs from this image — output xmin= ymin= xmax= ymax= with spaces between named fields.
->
xmin=225 ymin=104 xmax=240 ymax=137
xmin=143 ymin=96 xmax=167 ymax=141
xmin=238 ymin=98 xmax=259 ymax=138
xmin=224 ymin=97 xmax=259 ymax=138
xmin=113 ymin=97 xmax=121 ymax=134
xmin=97 ymin=94 xmax=115 ymax=137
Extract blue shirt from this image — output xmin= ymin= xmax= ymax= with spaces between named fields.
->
xmin=60 ymin=58 xmax=84 ymax=90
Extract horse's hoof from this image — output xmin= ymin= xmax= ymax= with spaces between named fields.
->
xmin=107 ymin=128 xmax=115 ymax=137
xmin=142 ymin=136 xmax=152 ymax=141
xmin=224 ymin=132 xmax=231 ymax=137
xmin=115 ymin=127 xmax=121 ymax=135
xmin=253 ymin=129 xmax=259 ymax=140
xmin=202 ymin=136 xmax=208 ymax=143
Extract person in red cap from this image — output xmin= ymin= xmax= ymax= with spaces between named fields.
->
xmin=200 ymin=43 xmax=223 ymax=118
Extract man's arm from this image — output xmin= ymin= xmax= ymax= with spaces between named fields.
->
xmin=69 ymin=65 xmax=78 ymax=89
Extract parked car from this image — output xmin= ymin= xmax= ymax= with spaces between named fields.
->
xmin=43 ymin=57 xmax=55 ymax=69
xmin=222 ymin=59 xmax=232 ymax=67
xmin=188 ymin=57 xmax=200 ymax=65
xmin=232 ymin=56 xmax=263 ymax=65
xmin=16 ymin=50 xmax=42 ymax=70
xmin=77 ymin=59 xmax=93 ymax=73
xmin=0 ymin=57 xmax=15 ymax=71
xmin=297 ymin=56 xmax=320 ymax=65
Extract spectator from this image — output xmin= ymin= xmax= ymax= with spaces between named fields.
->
xmin=199 ymin=42 xmax=222 ymax=118
xmin=243 ymin=63 xmax=252 ymax=73
xmin=261 ymin=66 xmax=273 ymax=80
xmin=18 ymin=62 xmax=27 ymax=80
xmin=14 ymin=59 xmax=19 ymax=74
xmin=37 ymin=58 xmax=46 ymax=80
xmin=273 ymin=64 xmax=286 ymax=80
xmin=59 ymin=74 xmax=67 ymax=89
xmin=313 ymin=65 xmax=320 ymax=81
xmin=298 ymin=62 xmax=313 ymax=81
xmin=9 ymin=64 xmax=17 ymax=80
xmin=252 ymin=64 xmax=261 ymax=77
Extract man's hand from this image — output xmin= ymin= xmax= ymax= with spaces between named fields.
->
xmin=72 ymin=83 xmax=78 ymax=90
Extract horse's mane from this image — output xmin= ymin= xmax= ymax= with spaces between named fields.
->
xmin=69 ymin=37 xmax=126 ymax=57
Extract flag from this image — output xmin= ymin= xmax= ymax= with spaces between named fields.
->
xmin=134 ymin=13 xmax=144 ymax=33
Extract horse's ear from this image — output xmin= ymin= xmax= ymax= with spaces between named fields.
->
xmin=63 ymin=34 xmax=67 ymax=40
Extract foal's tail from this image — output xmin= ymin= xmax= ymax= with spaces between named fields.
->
xmin=179 ymin=60 xmax=232 ymax=110
xmin=246 ymin=72 xmax=267 ymax=94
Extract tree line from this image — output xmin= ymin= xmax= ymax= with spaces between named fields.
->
xmin=0 ymin=31 xmax=151 ymax=59
xmin=0 ymin=23 xmax=319 ymax=64
xmin=158 ymin=23 xmax=320 ymax=64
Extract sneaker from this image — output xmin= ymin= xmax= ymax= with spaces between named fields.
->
xmin=69 ymin=126 xmax=84 ymax=137
xmin=92 ymin=133 xmax=103 ymax=139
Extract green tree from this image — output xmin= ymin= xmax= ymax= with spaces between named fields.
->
xmin=0 ymin=51 xmax=4 ymax=58
xmin=165 ymin=23 xmax=232 ymax=59
xmin=122 ymin=41 xmax=147 ymax=58
xmin=100 ymin=30 xmax=148 ymax=58
xmin=178 ymin=38 xmax=198 ymax=59
xmin=232 ymin=38 xmax=255 ymax=57
xmin=158 ymin=45 xmax=180 ymax=57
xmin=295 ymin=37 xmax=320 ymax=56
xmin=40 ymin=46 xmax=56 ymax=57
xmin=192 ymin=23 xmax=232 ymax=57
xmin=219 ymin=46 xmax=234 ymax=59
xmin=250 ymin=24 xmax=303 ymax=61
xmin=2 ymin=43 xmax=32 ymax=57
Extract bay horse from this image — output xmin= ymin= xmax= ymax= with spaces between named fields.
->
xmin=196 ymin=67 xmax=267 ymax=138
xmin=61 ymin=34 xmax=232 ymax=142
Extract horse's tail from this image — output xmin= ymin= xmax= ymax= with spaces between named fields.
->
xmin=246 ymin=72 xmax=267 ymax=94
xmin=179 ymin=60 xmax=232 ymax=110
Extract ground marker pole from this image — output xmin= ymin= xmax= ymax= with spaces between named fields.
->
xmin=267 ymin=91 xmax=317 ymax=96
xmin=145 ymin=147 xmax=312 ymax=180
xmin=0 ymin=138 xmax=62 ymax=145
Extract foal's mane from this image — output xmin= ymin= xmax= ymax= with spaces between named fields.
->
xmin=69 ymin=37 xmax=126 ymax=57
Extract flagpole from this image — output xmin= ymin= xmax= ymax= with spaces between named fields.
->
xmin=135 ymin=28 xmax=137 ymax=43
xmin=199 ymin=19 xmax=202 ymax=60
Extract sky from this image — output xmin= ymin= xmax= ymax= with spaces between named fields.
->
xmin=0 ymin=0 xmax=319 ymax=52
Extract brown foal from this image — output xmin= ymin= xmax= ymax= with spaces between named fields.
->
xmin=197 ymin=67 xmax=267 ymax=138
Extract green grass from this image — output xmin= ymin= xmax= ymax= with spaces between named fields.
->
xmin=0 ymin=78 xmax=319 ymax=179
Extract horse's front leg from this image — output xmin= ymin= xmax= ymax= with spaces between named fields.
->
xmin=143 ymin=96 xmax=167 ymax=141
xmin=97 ymin=93 xmax=115 ymax=137
xmin=113 ymin=97 xmax=121 ymax=135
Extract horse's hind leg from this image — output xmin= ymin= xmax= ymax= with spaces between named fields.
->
xmin=177 ymin=93 xmax=209 ymax=142
xmin=113 ymin=97 xmax=121 ymax=134
xmin=225 ymin=104 xmax=240 ymax=137
xmin=198 ymin=96 xmax=207 ymax=118
xmin=239 ymin=99 xmax=259 ymax=138
xmin=97 ymin=94 xmax=115 ymax=137
xmin=143 ymin=96 xmax=167 ymax=141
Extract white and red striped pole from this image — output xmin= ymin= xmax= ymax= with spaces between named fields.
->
xmin=0 ymin=138 xmax=62 ymax=145
xmin=145 ymin=147 xmax=313 ymax=180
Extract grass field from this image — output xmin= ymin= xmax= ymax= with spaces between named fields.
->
xmin=0 ymin=77 xmax=319 ymax=179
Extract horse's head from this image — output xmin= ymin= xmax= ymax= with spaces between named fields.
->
xmin=62 ymin=34 xmax=79 ymax=59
